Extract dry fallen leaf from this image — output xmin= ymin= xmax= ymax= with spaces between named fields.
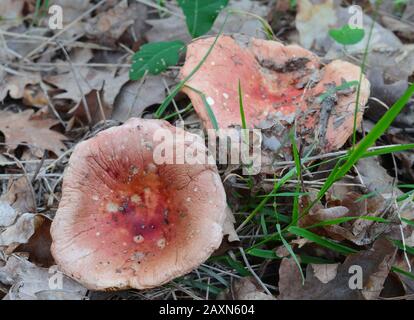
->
xmin=0 ymin=202 xmax=17 ymax=228
xmin=17 ymin=219 xmax=55 ymax=268
xmin=311 ymin=263 xmax=339 ymax=284
xmin=0 ymin=177 xmax=40 ymax=250
xmin=222 ymin=206 xmax=240 ymax=243
xmin=84 ymin=0 xmax=147 ymax=45
xmin=45 ymin=68 xmax=129 ymax=124
xmin=0 ymin=0 xmax=25 ymax=28
xmin=0 ymin=213 xmax=40 ymax=247
xmin=1 ymin=177 xmax=36 ymax=215
xmin=218 ymin=277 xmax=276 ymax=300
xmin=0 ymin=110 xmax=67 ymax=156
xmin=296 ymin=0 xmax=402 ymax=57
xmin=296 ymin=0 xmax=337 ymax=52
xmin=111 ymin=75 xmax=169 ymax=122
xmin=278 ymin=238 xmax=396 ymax=300
xmin=0 ymin=72 xmax=41 ymax=102
xmin=0 ymin=255 xmax=87 ymax=300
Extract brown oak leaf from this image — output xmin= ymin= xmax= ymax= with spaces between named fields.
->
xmin=0 ymin=110 xmax=66 ymax=156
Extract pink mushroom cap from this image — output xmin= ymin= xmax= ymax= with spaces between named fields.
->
xmin=180 ymin=35 xmax=370 ymax=152
xmin=51 ymin=118 xmax=227 ymax=290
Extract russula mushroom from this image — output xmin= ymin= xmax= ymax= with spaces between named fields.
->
xmin=51 ymin=118 xmax=227 ymax=290
xmin=180 ymin=35 xmax=370 ymax=152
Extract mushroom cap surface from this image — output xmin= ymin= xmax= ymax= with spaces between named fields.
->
xmin=51 ymin=118 xmax=227 ymax=290
xmin=180 ymin=35 xmax=370 ymax=152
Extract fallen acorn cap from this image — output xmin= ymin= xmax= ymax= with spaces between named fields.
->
xmin=51 ymin=118 xmax=227 ymax=290
xmin=180 ymin=35 xmax=370 ymax=152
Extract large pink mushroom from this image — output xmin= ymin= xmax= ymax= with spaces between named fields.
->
xmin=51 ymin=118 xmax=227 ymax=290
xmin=180 ymin=35 xmax=370 ymax=152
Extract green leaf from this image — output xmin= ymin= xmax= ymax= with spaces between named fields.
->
xmin=329 ymin=24 xmax=365 ymax=45
xmin=178 ymin=0 xmax=229 ymax=38
xmin=129 ymin=41 xmax=185 ymax=80
xmin=288 ymin=226 xmax=358 ymax=255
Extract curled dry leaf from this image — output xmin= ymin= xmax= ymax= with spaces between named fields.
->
xmin=222 ymin=206 xmax=239 ymax=243
xmin=0 ymin=110 xmax=67 ymax=156
xmin=0 ymin=213 xmax=40 ymax=247
xmin=301 ymin=188 xmax=390 ymax=245
xmin=298 ymin=157 xmax=411 ymax=246
xmin=112 ymin=75 xmax=170 ymax=122
xmin=278 ymin=238 xmax=396 ymax=300
xmin=0 ymin=256 xmax=87 ymax=300
xmin=0 ymin=177 xmax=40 ymax=250
xmin=1 ymin=177 xmax=36 ymax=216
xmin=0 ymin=72 xmax=41 ymax=102
xmin=16 ymin=218 xmax=54 ymax=268
xmin=84 ymin=1 xmax=147 ymax=46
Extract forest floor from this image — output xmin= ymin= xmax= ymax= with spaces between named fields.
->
xmin=1 ymin=0 xmax=414 ymax=300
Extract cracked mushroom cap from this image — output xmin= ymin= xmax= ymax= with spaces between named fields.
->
xmin=180 ymin=35 xmax=370 ymax=152
xmin=51 ymin=118 xmax=227 ymax=290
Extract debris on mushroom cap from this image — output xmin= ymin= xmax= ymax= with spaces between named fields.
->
xmin=180 ymin=35 xmax=370 ymax=153
xmin=50 ymin=118 xmax=227 ymax=290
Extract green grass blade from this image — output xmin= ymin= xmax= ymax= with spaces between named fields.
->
xmin=393 ymin=240 xmax=414 ymax=255
xmin=306 ymin=216 xmax=389 ymax=229
xmin=290 ymin=129 xmax=302 ymax=226
xmin=184 ymin=85 xmax=219 ymax=130
xmin=392 ymin=266 xmax=414 ymax=281
xmin=224 ymin=256 xmax=251 ymax=276
xmin=246 ymin=248 xmax=280 ymax=260
xmin=180 ymin=279 xmax=221 ymax=295
xmin=238 ymin=80 xmax=247 ymax=130
xmin=309 ymin=84 xmax=414 ymax=213
xmin=402 ymin=218 xmax=414 ymax=227
xmin=288 ymin=226 xmax=358 ymax=255
xmin=277 ymin=224 xmax=305 ymax=284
